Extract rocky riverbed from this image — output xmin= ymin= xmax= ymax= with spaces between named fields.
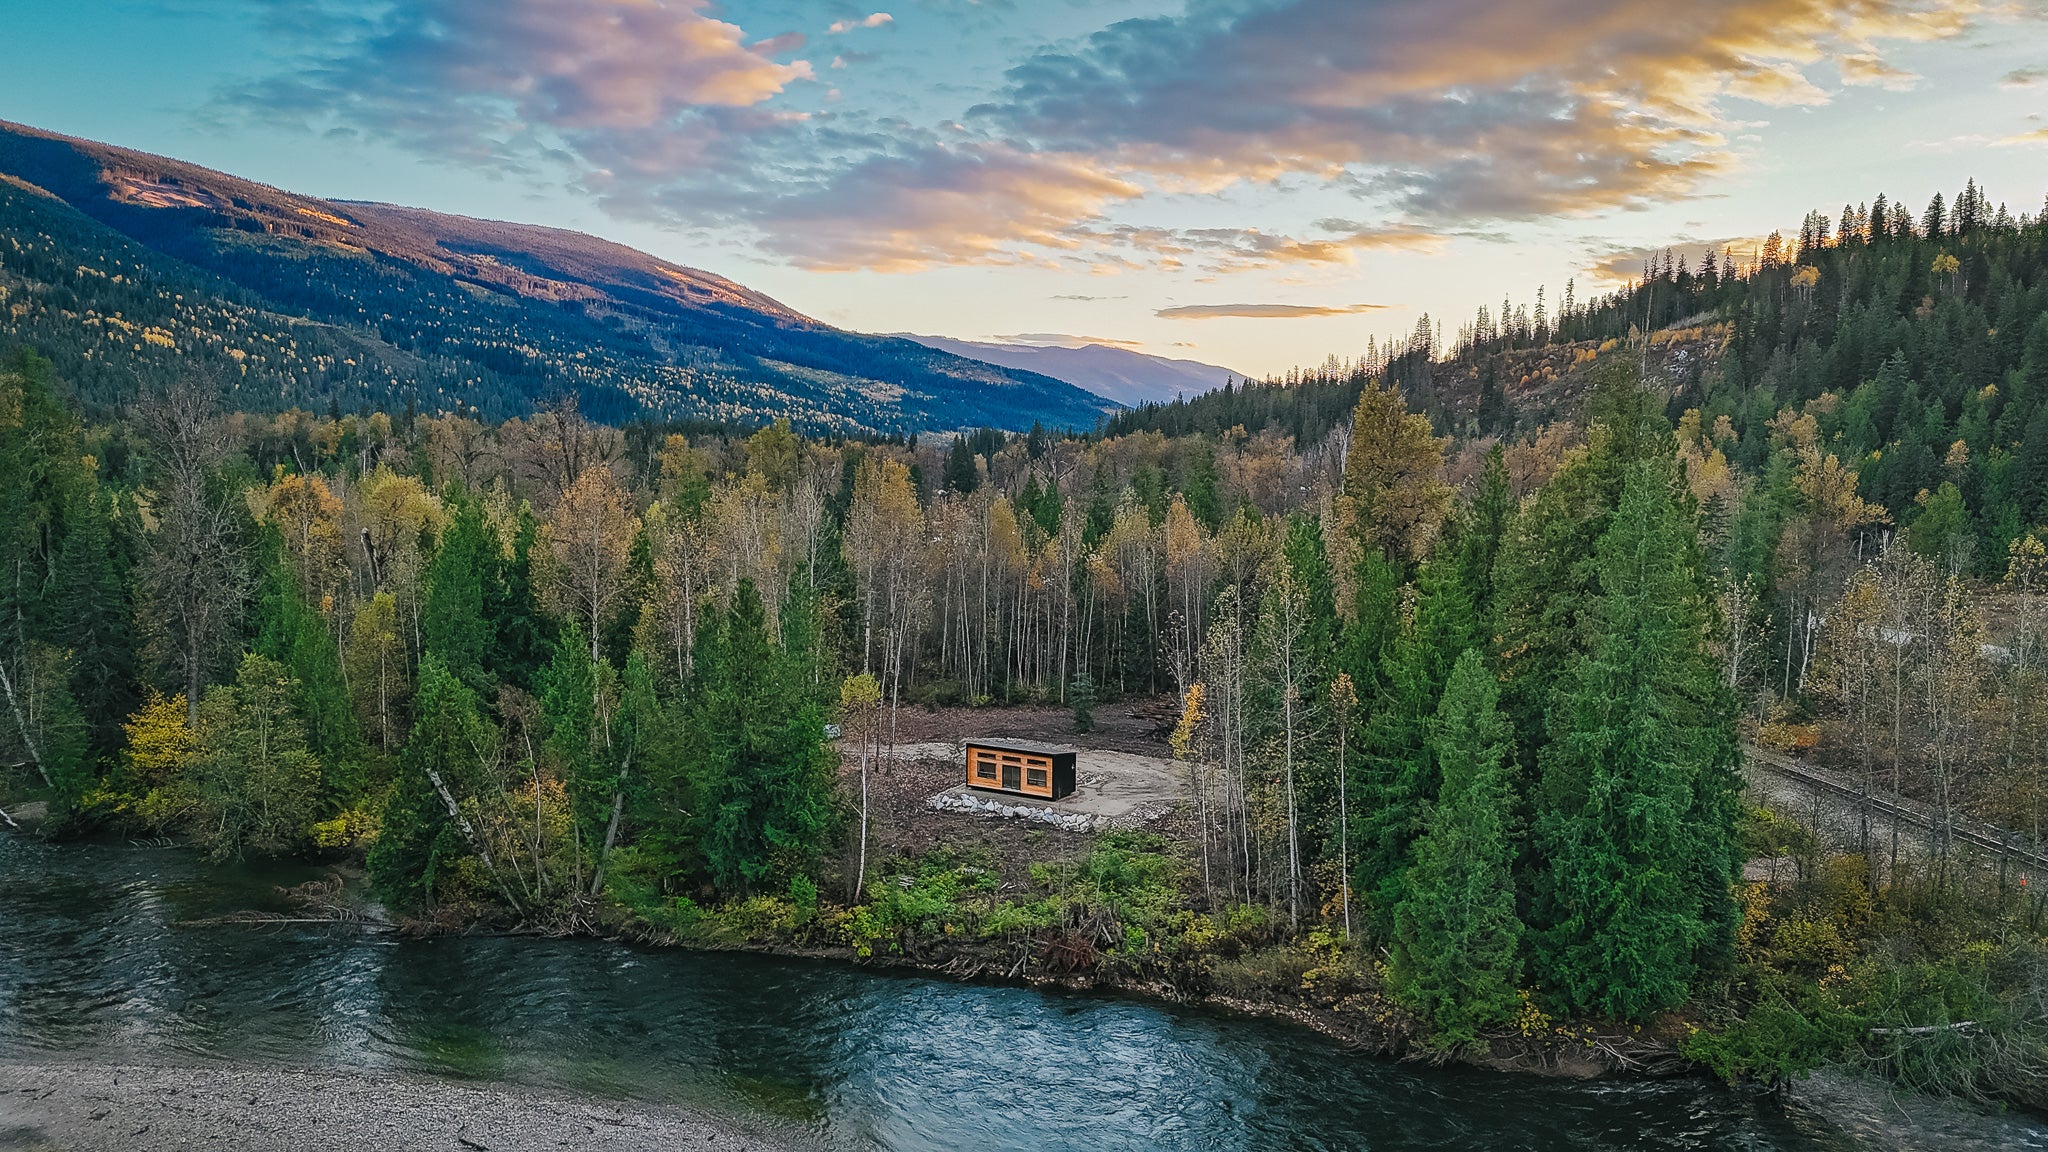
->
xmin=0 ymin=1063 xmax=807 ymax=1152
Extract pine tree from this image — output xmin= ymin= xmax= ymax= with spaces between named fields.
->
xmin=1389 ymin=648 xmax=1523 ymax=1047
xmin=1531 ymin=463 xmax=1739 ymax=1019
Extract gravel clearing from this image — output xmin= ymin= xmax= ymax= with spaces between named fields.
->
xmin=0 ymin=1062 xmax=811 ymax=1152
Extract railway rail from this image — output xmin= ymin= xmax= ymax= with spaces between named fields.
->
xmin=1742 ymin=745 xmax=2048 ymax=874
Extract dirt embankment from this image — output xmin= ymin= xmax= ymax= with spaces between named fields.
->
xmin=0 ymin=1062 xmax=809 ymax=1152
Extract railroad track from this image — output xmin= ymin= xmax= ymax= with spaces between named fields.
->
xmin=1743 ymin=745 xmax=2048 ymax=874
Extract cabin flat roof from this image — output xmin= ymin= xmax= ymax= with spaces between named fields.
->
xmin=962 ymin=738 xmax=1075 ymax=757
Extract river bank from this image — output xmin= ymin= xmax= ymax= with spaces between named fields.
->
xmin=0 ymin=830 xmax=2027 ymax=1152
xmin=4 ymin=1058 xmax=2046 ymax=1152
xmin=0 ymin=1062 xmax=807 ymax=1152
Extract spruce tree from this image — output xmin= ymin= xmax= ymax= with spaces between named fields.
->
xmin=422 ymin=495 xmax=496 ymax=687
xmin=54 ymin=473 xmax=138 ymax=757
xmin=1493 ymin=363 xmax=1669 ymax=782
xmin=1531 ymin=462 xmax=1739 ymax=1020
xmin=1280 ymin=514 xmax=1339 ymax=685
xmin=539 ymin=622 xmax=612 ymax=880
xmin=1354 ymin=541 xmax=1481 ymax=929
xmin=686 ymin=579 xmax=835 ymax=895
xmin=1280 ymin=513 xmax=1341 ymax=853
xmin=1338 ymin=548 xmax=1400 ymax=696
xmin=1455 ymin=444 xmax=1514 ymax=634
xmin=943 ymin=437 xmax=980 ymax=493
xmin=0 ymin=349 xmax=98 ymax=802
xmin=489 ymin=504 xmax=553 ymax=690
xmin=368 ymin=653 xmax=483 ymax=909
xmin=1389 ymin=648 xmax=1523 ymax=1047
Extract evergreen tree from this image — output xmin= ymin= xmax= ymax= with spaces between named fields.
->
xmin=252 ymin=530 xmax=365 ymax=804
xmin=943 ymin=436 xmax=980 ymax=493
xmin=489 ymin=504 xmax=553 ymax=690
xmin=1455 ymin=445 xmax=1515 ymax=634
xmin=367 ymin=653 xmax=485 ymax=909
xmin=686 ymin=579 xmax=836 ymax=895
xmin=53 ymin=471 xmax=138 ymax=757
xmin=539 ymin=622 xmax=611 ymax=881
xmin=1493 ymin=362 xmax=1668 ymax=769
xmin=1532 ymin=463 xmax=1739 ymax=1019
xmin=422 ymin=494 xmax=497 ymax=687
xmin=0 ymin=349 xmax=97 ymax=803
xmin=1389 ymin=648 xmax=1523 ymax=1046
xmin=1338 ymin=548 xmax=1401 ymax=696
xmin=1280 ymin=514 xmax=1339 ymax=686
xmin=1354 ymin=541 xmax=1481 ymax=929
xmin=1182 ymin=443 xmax=1223 ymax=530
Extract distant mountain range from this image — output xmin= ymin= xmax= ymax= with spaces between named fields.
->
xmin=0 ymin=120 xmax=1118 ymax=433
xmin=896 ymin=335 xmax=1243 ymax=408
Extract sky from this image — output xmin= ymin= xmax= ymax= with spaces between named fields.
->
xmin=6 ymin=1 xmax=2047 ymax=379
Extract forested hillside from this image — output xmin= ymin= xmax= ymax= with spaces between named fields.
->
xmin=0 ymin=120 xmax=1116 ymax=433
xmin=1123 ymin=180 xmax=2048 ymax=547
xmin=7 ymin=176 xmax=2048 ymax=1107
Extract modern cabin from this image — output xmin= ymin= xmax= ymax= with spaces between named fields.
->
xmin=963 ymin=739 xmax=1078 ymax=801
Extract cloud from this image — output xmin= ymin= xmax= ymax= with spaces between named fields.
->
xmin=828 ymin=12 xmax=892 ymax=34
xmin=754 ymin=0 xmax=2005 ymax=272
xmin=1838 ymin=53 xmax=1918 ymax=90
xmin=228 ymin=0 xmax=2013 ymax=275
xmin=737 ymin=142 xmax=1144 ymax=272
xmin=1998 ymin=127 xmax=2048 ymax=146
xmin=1581 ymin=237 xmax=1768 ymax=287
xmin=749 ymin=32 xmax=806 ymax=56
xmin=2003 ymin=68 xmax=2048 ymax=88
xmin=234 ymin=0 xmax=810 ymax=175
xmin=1162 ymin=224 xmax=1445 ymax=269
xmin=1155 ymin=303 xmax=1391 ymax=320
xmin=1050 ymin=294 xmax=1126 ymax=301
xmin=970 ymin=0 xmax=2002 ymax=226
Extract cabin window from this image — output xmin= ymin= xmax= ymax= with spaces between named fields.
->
xmin=975 ymin=756 xmax=997 ymax=781
xmin=1002 ymin=762 xmax=1022 ymax=790
xmin=1027 ymin=766 xmax=1048 ymax=789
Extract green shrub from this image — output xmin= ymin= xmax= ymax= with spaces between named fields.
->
xmin=788 ymin=874 xmax=819 ymax=926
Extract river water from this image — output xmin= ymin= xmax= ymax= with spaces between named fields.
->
xmin=0 ymin=834 xmax=1853 ymax=1151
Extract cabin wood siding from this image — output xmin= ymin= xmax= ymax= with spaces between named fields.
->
xmin=963 ymin=741 xmax=1076 ymax=800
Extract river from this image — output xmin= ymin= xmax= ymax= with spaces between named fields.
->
xmin=0 ymin=834 xmax=1856 ymax=1151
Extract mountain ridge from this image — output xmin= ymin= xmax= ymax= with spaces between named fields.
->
xmin=894 ymin=334 xmax=1241 ymax=408
xmin=0 ymin=119 xmax=1117 ymax=432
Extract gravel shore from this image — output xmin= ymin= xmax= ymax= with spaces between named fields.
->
xmin=0 ymin=1062 xmax=810 ymax=1152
